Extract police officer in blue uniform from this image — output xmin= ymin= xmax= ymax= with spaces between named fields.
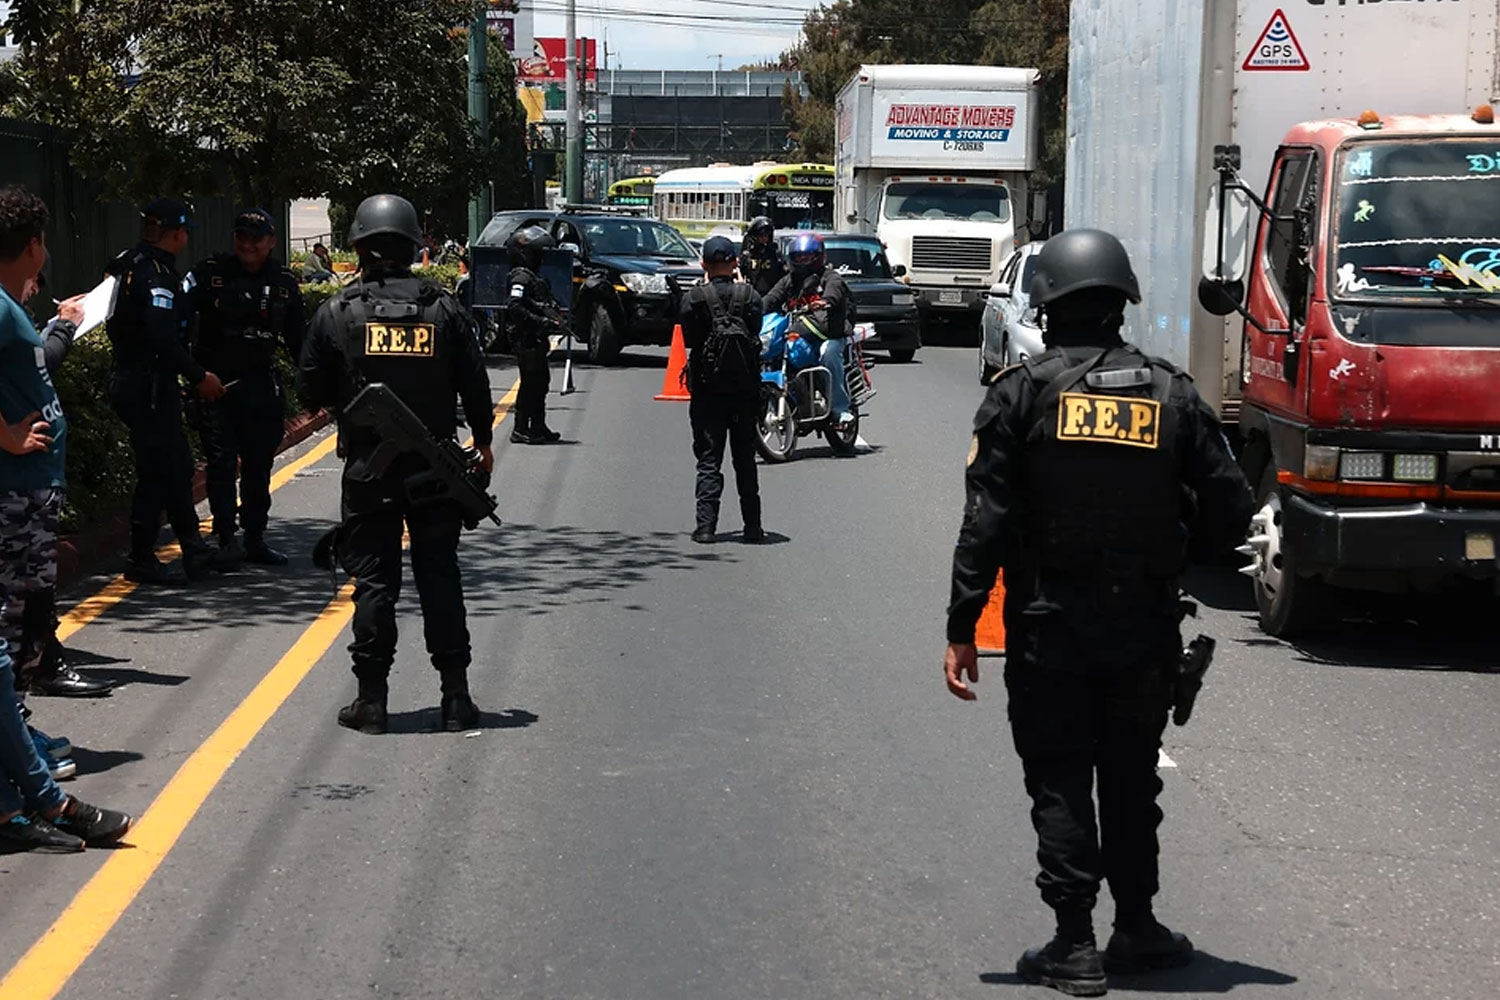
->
xmin=299 ymin=194 xmax=494 ymax=735
xmin=105 ymin=199 xmax=231 ymax=584
xmin=185 ymin=208 xmax=305 ymax=565
xmin=944 ymin=230 xmax=1254 ymax=996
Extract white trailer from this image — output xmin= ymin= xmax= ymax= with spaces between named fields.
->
xmin=835 ymin=64 xmax=1040 ymax=318
xmin=1066 ymin=0 xmax=1500 ymax=417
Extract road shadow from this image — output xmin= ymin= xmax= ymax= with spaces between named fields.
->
xmin=68 ymin=746 xmax=146 ymax=776
xmin=383 ymin=707 xmax=539 ymax=735
xmin=560 ymin=348 xmax=668 ymax=371
xmin=918 ymin=325 xmax=981 ymax=349
xmin=980 ymin=951 xmax=1296 ymax=993
xmin=1288 ymin=618 xmax=1499 ymax=674
xmin=1182 ymin=563 xmax=1256 ymax=614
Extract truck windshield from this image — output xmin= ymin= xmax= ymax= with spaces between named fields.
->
xmin=882 ymin=182 xmax=1010 ymax=223
xmin=1334 ymin=139 xmax=1500 ymax=303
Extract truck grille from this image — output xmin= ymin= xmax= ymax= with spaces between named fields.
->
xmin=910 ymin=236 xmax=993 ymax=272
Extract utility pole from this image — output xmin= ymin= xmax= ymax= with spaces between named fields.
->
xmin=564 ymin=0 xmax=582 ymax=204
xmin=467 ymin=10 xmax=491 ymax=242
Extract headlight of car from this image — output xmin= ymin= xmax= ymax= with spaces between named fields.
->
xmin=891 ymin=293 xmax=915 ymax=307
xmin=620 ymin=272 xmax=669 ymax=295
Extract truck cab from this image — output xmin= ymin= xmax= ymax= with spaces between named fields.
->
xmin=871 ymin=173 xmax=1017 ymax=315
xmin=1209 ymin=110 xmax=1500 ymax=634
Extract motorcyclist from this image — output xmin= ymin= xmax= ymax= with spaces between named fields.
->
xmin=762 ymin=233 xmax=853 ymax=426
xmin=738 ymin=216 xmax=786 ymax=297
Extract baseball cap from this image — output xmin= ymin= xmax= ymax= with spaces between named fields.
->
xmin=702 ymin=235 xmax=737 ymax=263
xmin=141 ymin=198 xmax=194 ymax=230
xmin=232 ymin=207 xmax=276 ymax=237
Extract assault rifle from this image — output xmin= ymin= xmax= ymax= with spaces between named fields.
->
xmin=341 ymin=382 xmax=501 ymax=529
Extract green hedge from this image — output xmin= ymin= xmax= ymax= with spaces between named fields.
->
xmin=58 ymin=270 xmax=464 ymax=534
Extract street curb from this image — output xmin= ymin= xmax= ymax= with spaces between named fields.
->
xmin=56 ymin=409 xmax=334 ymax=588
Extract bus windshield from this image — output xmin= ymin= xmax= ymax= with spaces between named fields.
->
xmin=882 ymin=182 xmax=1010 ymax=223
xmin=1334 ymin=139 xmax=1500 ymax=303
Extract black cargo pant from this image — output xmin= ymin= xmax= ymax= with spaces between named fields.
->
xmin=690 ymin=391 xmax=760 ymax=530
xmin=335 ymin=477 xmax=471 ymax=698
xmin=108 ymin=372 xmax=202 ymax=559
xmin=1003 ymin=576 xmax=1178 ymax=919
xmin=198 ymin=372 xmax=285 ymax=540
xmin=514 ymin=341 xmax=551 ymax=433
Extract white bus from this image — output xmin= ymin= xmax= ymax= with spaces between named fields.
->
xmin=652 ymin=162 xmax=836 ymax=240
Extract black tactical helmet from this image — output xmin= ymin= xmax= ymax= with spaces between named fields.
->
xmin=505 ymin=225 xmax=555 ymax=267
xmin=348 ymin=194 xmax=423 ymax=246
xmin=746 ymin=216 xmax=774 ymax=242
xmin=1029 ymin=229 xmax=1141 ymax=307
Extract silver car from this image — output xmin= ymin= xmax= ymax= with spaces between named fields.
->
xmin=978 ymin=241 xmax=1045 ymax=383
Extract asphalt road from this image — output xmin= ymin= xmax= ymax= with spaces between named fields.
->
xmin=2 ymin=342 xmax=1497 ymax=1000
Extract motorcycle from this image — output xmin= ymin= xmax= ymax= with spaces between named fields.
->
xmin=755 ymin=309 xmax=876 ymax=463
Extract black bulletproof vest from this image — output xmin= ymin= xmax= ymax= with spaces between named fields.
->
xmin=1020 ymin=345 xmax=1187 ymax=577
xmin=200 ymin=259 xmax=291 ymax=376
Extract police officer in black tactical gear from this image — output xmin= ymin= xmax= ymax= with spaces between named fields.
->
xmin=503 ymin=225 xmax=564 ymax=445
xmin=185 ymin=208 xmax=305 ymax=566
xmin=105 ymin=198 xmax=233 ymax=585
xmin=679 ymin=235 xmax=764 ymax=544
xmin=298 ymin=194 xmax=495 ymax=736
xmin=738 ymin=216 xmax=786 ymax=297
xmin=942 ymin=229 xmax=1254 ymax=997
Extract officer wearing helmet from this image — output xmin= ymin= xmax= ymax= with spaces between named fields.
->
xmin=503 ymin=225 xmax=565 ymax=444
xmin=763 ymin=232 xmax=854 ymax=426
xmin=942 ymin=230 xmax=1253 ymax=996
xmin=298 ymin=194 xmax=495 ymax=736
xmin=738 ymin=216 xmax=785 ymax=296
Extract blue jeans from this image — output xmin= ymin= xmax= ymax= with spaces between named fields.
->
xmin=818 ymin=337 xmax=851 ymax=418
xmin=0 ymin=654 xmax=64 ymax=818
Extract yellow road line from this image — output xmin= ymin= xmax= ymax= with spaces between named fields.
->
xmin=2 ymin=383 xmax=518 ymax=1000
xmin=56 ymin=432 xmax=340 ymax=643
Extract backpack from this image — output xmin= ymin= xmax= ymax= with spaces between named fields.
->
xmin=694 ymin=284 xmax=760 ymax=392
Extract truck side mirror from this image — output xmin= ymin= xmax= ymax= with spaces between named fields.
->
xmin=1197 ymin=276 xmax=1243 ymax=317
xmin=892 ymin=264 xmax=907 ymax=278
xmin=846 ymin=212 xmax=858 ymax=224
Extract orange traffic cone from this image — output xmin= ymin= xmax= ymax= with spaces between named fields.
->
xmin=975 ymin=572 xmax=1007 ymax=657
xmin=420 ymin=247 xmax=430 ymax=267
xmin=654 ymin=324 xmax=691 ymax=402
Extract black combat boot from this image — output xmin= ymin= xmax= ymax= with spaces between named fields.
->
xmin=338 ymin=679 xmax=389 ymax=735
xmin=691 ymin=525 xmax=716 ymax=544
xmin=124 ymin=554 xmax=183 ymax=585
xmin=1104 ymin=905 xmax=1194 ymax=974
xmin=1016 ymin=908 xmax=1108 ymax=997
xmin=510 ymin=412 xmax=536 ymax=445
xmin=740 ymin=498 xmax=764 ymax=543
xmin=244 ymin=534 xmax=289 ymax=566
xmin=439 ymin=671 xmax=479 ymax=731
xmin=216 ymin=532 xmax=248 ymax=565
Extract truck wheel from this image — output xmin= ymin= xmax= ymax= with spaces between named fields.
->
xmin=587 ymin=306 xmax=622 ymax=366
xmin=1249 ymin=466 xmax=1329 ymax=638
xmin=888 ymin=349 xmax=916 ymax=363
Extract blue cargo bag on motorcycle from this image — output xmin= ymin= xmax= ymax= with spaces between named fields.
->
xmin=759 ymin=312 xmax=816 ymax=369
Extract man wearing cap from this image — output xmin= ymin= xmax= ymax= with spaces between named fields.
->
xmin=677 ymin=235 xmax=764 ymax=544
xmin=184 ymin=208 xmax=305 ymax=565
xmin=104 ymin=198 xmax=231 ymax=584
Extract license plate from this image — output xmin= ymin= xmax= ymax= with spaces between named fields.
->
xmin=937 ymin=290 xmax=964 ymax=305
xmin=1465 ymin=531 xmax=1495 ymax=561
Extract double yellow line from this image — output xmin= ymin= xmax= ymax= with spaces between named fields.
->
xmin=1 ymin=382 xmax=519 ymax=1000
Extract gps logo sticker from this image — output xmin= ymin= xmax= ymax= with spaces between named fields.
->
xmin=1057 ymin=392 xmax=1160 ymax=449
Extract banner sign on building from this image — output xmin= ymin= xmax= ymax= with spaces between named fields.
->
xmin=517 ymin=37 xmax=597 ymax=83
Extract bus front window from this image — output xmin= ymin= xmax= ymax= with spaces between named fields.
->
xmin=752 ymin=191 xmax=835 ymax=232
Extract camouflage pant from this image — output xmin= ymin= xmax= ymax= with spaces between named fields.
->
xmin=0 ymin=488 xmax=62 ymax=671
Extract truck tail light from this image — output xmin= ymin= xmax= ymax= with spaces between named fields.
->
xmin=1392 ymin=454 xmax=1440 ymax=482
xmin=1338 ymin=452 xmax=1385 ymax=481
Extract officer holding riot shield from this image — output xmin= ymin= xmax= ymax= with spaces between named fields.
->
xmin=185 ymin=208 xmax=305 ymax=565
xmin=942 ymin=229 xmax=1254 ymax=996
xmin=298 ymin=194 xmax=495 ymax=736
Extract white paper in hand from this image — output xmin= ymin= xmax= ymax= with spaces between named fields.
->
xmin=73 ymin=276 xmax=120 ymax=341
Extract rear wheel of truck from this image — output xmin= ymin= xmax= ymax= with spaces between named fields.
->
xmin=587 ymin=306 xmax=622 ymax=366
xmin=1249 ymin=465 xmax=1330 ymax=639
xmin=888 ymin=349 xmax=916 ymax=363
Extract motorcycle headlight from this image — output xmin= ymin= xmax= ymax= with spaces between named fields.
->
xmin=891 ymin=293 xmax=915 ymax=307
xmin=621 ymin=272 xmax=669 ymax=295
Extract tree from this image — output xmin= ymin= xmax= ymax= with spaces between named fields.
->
xmin=0 ymin=0 xmax=530 ymax=227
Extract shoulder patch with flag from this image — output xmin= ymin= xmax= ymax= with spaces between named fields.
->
xmin=150 ymin=287 xmax=175 ymax=310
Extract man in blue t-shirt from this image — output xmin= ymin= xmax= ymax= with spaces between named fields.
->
xmin=0 ymin=185 xmax=133 ymax=851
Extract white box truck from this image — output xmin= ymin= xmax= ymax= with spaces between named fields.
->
xmin=835 ymin=64 xmax=1040 ymax=319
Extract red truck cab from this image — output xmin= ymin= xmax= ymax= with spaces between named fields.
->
xmin=1216 ymin=109 xmax=1500 ymax=635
